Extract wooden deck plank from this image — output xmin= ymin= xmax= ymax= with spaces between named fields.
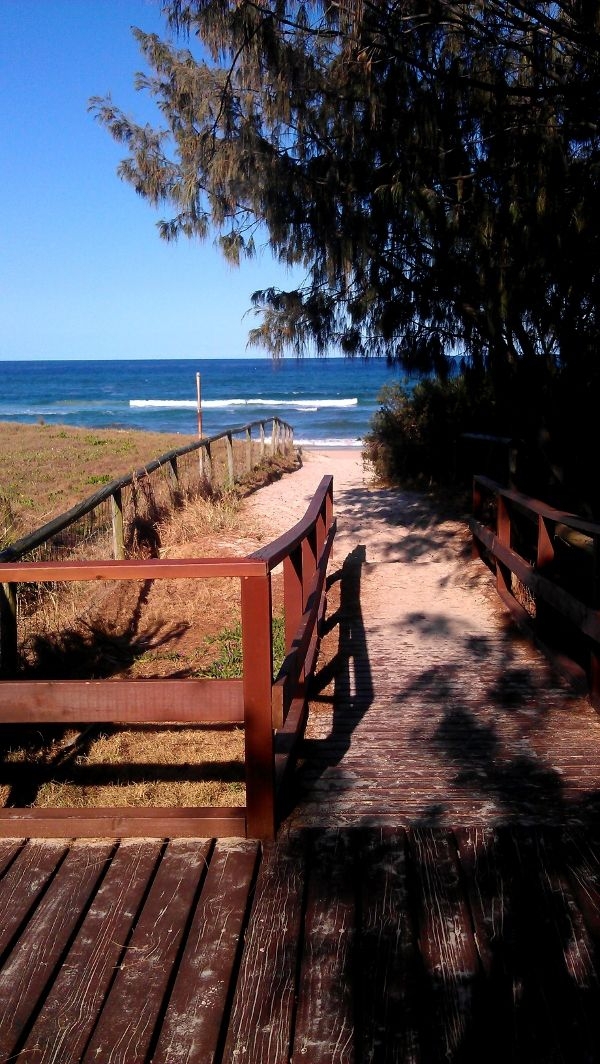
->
xmin=153 ymin=838 xmax=259 ymax=1064
xmin=19 ymin=840 xmax=163 ymax=1064
xmin=291 ymin=829 xmax=356 ymax=1064
xmin=0 ymin=840 xmax=113 ymax=1061
xmin=356 ymin=827 xmax=420 ymax=1063
xmin=511 ymin=828 xmax=600 ymax=1061
xmin=223 ymin=832 xmax=306 ymax=1064
xmin=81 ymin=839 xmax=211 ymax=1064
xmin=0 ymin=837 xmax=24 ymax=877
xmin=0 ymin=839 xmax=67 ymax=958
xmin=408 ymin=828 xmax=481 ymax=1063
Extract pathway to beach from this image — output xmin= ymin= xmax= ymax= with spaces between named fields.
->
xmin=247 ymin=447 xmax=600 ymax=827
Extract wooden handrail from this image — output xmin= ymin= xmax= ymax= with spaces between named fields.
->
xmin=471 ymin=475 xmax=600 ymax=705
xmin=0 ymin=474 xmax=335 ymax=841
xmin=251 ymin=475 xmax=334 ymax=571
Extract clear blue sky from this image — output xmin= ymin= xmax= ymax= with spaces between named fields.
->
xmin=0 ymin=1 xmax=301 ymax=360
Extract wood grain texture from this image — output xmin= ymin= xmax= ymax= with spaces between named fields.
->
xmin=0 ymin=840 xmax=113 ymax=1060
xmin=223 ymin=832 xmax=306 ymax=1064
xmin=20 ymin=841 xmax=163 ymax=1063
xmin=153 ymin=839 xmax=259 ymax=1064
xmin=0 ymin=806 xmax=246 ymax=838
xmin=0 ymin=678 xmax=244 ymax=723
xmin=0 ymin=839 xmax=67 ymax=957
xmin=291 ymin=829 xmax=356 ymax=1064
xmin=81 ymin=839 xmax=211 ymax=1064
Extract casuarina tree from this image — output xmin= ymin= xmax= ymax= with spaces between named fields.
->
xmin=92 ymin=2 xmax=600 ymax=504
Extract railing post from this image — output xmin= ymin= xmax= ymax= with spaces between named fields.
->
xmin=302 ymin=528 xmax=318 ymax=610
xmin=325 ymin=477 xmax=333 ymax=531
xmin=111 ymin=489 xmax=125 ymax=560
xmin=284 ymin=545 xmax=304 ymax=655
xmin=203 ymin=441 xmax=212 ymax=487
xmin=0 ymin=582 xmax=17 ymax=677
xmin=260 ymin=422 xmax=265 ymax=460
xmin=591 ymin=537 xmax=600 ymax=706
xmin=496 ymin=493 xmax=512 ymax=599
xmin=246 ymin=426 xmax=253 ymax=474
xmin=271 ymin=419 xmax=278 ymax=456
xmin=241 ymin=571 xmax=276 ymax=839
xmin=472 ymin=476 xmax=483 ymax=559
xmin=226 ymin=432 xmax=235 ymax=485
xmin=536 ymin=514 xmax=555 ymax=640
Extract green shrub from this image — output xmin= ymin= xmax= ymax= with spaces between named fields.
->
xmin=364 ymin=374 xmax=499 ymax=485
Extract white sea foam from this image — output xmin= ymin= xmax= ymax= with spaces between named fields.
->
xmin=296 ymin=438 xmax=363 ymax=448
xmin=129 ymin=397 xmax=358 ymax=410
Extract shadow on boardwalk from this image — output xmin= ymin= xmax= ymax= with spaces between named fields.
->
xmin=274 ymin=485 xmax=600 ymax=1061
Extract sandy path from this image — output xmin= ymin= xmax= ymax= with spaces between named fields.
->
xmin=246 ymin=448 xmax=600 ymax=827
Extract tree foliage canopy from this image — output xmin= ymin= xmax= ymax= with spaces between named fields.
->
xmin=92 ymin=1 xmax=600 ymax=384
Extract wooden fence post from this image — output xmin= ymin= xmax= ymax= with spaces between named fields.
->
xmin=226 ymin=432 xmax=235 ymax=485
xmin=0 ymin=583 xmax=17 ymax=677
xmin=246 ymin=426 xmax=253 ymax=474
xmin=302 ymin=528 xmax=318 ymax=610
xmin=203 ymin=441 xmax=212 ymax=487
xmin=284 ymin=545 xmax=304 ymax=659
xmin=536 ymin=514 xmax=556 ymax=638
xmin=260 ymin=422 xmax=265 ymax=460
xmin=591 ymin=538 xmax=600 ymax=706
xmin=496 ymin=493 xmax=512 ymax=599
xmin=111 ymin=489 xmax=125 ymax=560
xmin=472 ymin=477 xmax=483 ymax=559
xmin=271 ymin=419 xmax=278 ymax=456
xmin=241 ymin=572 xmax=276 ymax=838
xmin=167 ymin=456 xmax=181 ymax=504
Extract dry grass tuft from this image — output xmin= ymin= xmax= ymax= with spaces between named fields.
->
xmin=33 ymin=724 xmax=246 ymax=808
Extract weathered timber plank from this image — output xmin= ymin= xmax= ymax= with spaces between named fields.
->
xmin=0 ymin=557 xmax=266 ymax=581
xmin=453 ymin=826 xmax=524 ymax=1062
xmin=511 ymin=828 xmax=600 ymax=1061
xmin=0 ymin=837 xmax=25 ymax=878
xmin=0 ymin=806 xmax=247 ymax=838
xmin=223 ymin=832 xmax=306 ymax=1064
xmin=0 ymin=678 xmax=244 ymax=723
xmin=357 ymin=827 xmax=420 ymax=1063
xmin=291 ymin=828 xmax=356 ymax=1064
xmin=408 ymin=828 xmax=481 ymax=1063
xmin=0 ymin=839 xmax=67 ymax=958
xmin=562 ymin=827 xmax=600 ymax=942
xmin=19 ymin=840 xmax=163 ymax=1063
xmin=82 ymin=839 xmax=211 ymax=1064
xmin=154 ymin=839 xmax=259 ymax=1064
xmin=0 ymin=840 xmax=113 ymax=1060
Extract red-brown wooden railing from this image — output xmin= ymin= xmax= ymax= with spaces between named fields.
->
xmin=0 ymin=476 xmax=335 ymax=840
xmin=471 ymin=474 xmax=600 ymax=704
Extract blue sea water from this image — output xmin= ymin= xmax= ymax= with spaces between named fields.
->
xmin=0 ymin=358 xmax=413 ymax=447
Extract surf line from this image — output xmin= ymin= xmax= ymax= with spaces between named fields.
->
xmin=130 ymin=397 xmax=359 ymax=409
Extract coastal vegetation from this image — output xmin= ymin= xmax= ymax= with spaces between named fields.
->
xmin=0 ymin=422 xmax=197 ymax=548
xmin=92 ymin=1 xmax=600 ymax=513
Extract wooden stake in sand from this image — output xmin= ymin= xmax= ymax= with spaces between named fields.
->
xmin=196 ymin=372 xmax=203 ymax=439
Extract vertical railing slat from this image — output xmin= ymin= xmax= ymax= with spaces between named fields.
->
xmin=0 ymin=583 xmax=17 ymax=677
xmin=241 ymin=572 xmax=275 ymax=839
xmin=111 ymin=489 xmax=125 ymax=560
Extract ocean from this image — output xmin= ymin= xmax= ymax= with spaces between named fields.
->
xmin=0 ymin=358 xmax=413 ymax=447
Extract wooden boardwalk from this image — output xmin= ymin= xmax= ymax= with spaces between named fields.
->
xmin=4 ymin=474 xmax=600 ymax=1061
xmin=4 ymin=826 xmax=600 ymax=1061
